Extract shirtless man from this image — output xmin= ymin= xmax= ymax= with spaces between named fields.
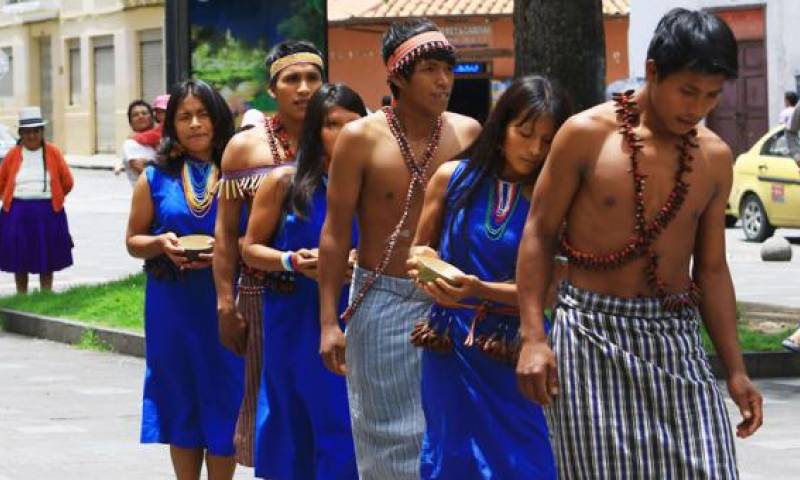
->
xmin=516 ymin=9 xmax=762 ymax=479
xmin=213 ymin=39 xmax=324 ymax=467
xmin=318 ymin=19 xmax=480 ymax=479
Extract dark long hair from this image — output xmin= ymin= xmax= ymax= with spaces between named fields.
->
xmin=285 ymin=83 xmax=367 ymax=218
xmin=157 ymin=79 xmax=234 ymax=174
xmin=446 ymin=75 xmax=572 ymax=234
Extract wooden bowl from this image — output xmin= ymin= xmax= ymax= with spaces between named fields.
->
xmin=415 ymin=256 xmax=464 ymax=286
xmin=178 ymin=234 xmax=213 ymax=261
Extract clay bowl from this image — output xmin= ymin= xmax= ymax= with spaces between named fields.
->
xmin=177 ymin=234 xmax=213 ymax=261
xmin=415 ymin=256 xmax=464 ymax=286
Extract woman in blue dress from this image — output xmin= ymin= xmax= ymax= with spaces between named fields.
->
xmin=126 ymin=79 xmax=243 ymax=480
xmin=241 ymin=83 xmax=366 ymax=480
xmin=408 ymin=75 xmax=572 ymax=479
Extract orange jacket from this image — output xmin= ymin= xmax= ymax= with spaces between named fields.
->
xmin=0 ymin=143 xmax=74 ymax=212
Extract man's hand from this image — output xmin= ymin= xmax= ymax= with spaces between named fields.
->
xmin=516 ymin=339 xmax=559 ymax=406
xmin=320 ymin=324 xmax=347 ymax=375
xmin=727 ymin=372 xmax=763 ymax=438
xmin=218 ymin=304 xmax=248 ymax=355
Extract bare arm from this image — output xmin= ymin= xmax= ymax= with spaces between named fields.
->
xmin=515 ymin=116 xmax=590 ymax=406
xmin=410 ymin=160 xmax=519 ymax=306
xmin=125 ymin=172 xmax=188 ymax=266
xmin=241 ymin=170 xmax=290 ymax=272
xmin=318 ymin=123 xmax=367 ymax=375
xmin=693 ymin=139 xmax=762 ymax=438
xmin=212 ymin=135 xmax=255 ymax=354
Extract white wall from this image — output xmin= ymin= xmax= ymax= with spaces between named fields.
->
xmin=629 ymin=0 xmax=800 ymax=125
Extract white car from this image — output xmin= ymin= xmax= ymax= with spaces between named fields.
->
xmin=0 ymin=123 xmax=17 ymax=161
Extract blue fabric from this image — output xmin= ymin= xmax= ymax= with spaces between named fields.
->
xmin=420 ymin=160 xmax=556 ymax=479
xmin=254 ymin=182 xmax=358 ymax=480
xmin=0 ymin=198 xmax=73 ymax=273
xmin=140 ymin=162 xmax=244 ymax=456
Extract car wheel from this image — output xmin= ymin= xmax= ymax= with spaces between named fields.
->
xmin=725 ymin=214 xmax=737 ymax=228
xmin=740 ymin=194 xmax=775 ymax=242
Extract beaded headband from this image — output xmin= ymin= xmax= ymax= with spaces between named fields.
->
xmin=269 ymin=52 xmax=325 ymax=80
xmin=386 ymin=31 xmax=454 ymax=75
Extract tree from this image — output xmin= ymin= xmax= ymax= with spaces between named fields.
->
xmin=513 ymin=0 xmax=606 ymax=111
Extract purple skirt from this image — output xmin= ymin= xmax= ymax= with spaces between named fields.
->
xmin=0 ymin=199 xmax=74 ymax=274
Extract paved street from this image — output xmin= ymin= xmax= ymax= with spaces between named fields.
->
xmin=0 ymin=330 xmax=797 ymax=478
xmin=0 ymin=331 xmax=253 ymax=479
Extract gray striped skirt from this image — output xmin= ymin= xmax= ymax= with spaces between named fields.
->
xmin=345 ymin=266 xmax=432 ymax=480
xmin=547 ymin=282 xmax=738 ymax=479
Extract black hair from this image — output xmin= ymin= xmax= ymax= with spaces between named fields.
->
xmin=157 ymin=79 xmax=234 ymax=173
xmin=445 ymin=75 xmax=572 ymax=241
xmin=126 ymin=99 xmax=154 ymax=129
xmin=285 ymin=83 xmax=367 ymax=218
xmin=786 ymin=91 xmax=799 ymax=107
xmin=381 ymin=95 xmax=392 ymax=107
xmin=382 ymin=18 xmax=456 ymax=98
xmin=647 ymin=8 xmax=738 ymax=80
xmin=265 ymin=40 xmax=325 ymax=87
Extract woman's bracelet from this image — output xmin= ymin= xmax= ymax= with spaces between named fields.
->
xmin=280 ymin=251 xmax=295 ymax=272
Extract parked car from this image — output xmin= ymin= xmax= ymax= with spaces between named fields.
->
xmin=726 ymin=126 xmax=800 ymax=241
xmin=0 ymin=123 xmax=17 ymax=161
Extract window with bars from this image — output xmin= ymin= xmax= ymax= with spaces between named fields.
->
xmin=68 ymin=40 xmax=81 ymax=105
xmin=0 ymin=47 xmax=12 ymax=97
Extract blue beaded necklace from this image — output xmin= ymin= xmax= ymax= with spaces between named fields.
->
xmin=483 ymin=178 xmax=521 ymax=241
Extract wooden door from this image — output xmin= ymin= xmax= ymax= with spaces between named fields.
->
xmin=707 ymin=40 xmax=768 ymax=156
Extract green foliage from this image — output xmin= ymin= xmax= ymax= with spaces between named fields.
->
xmin=0 ymin=274 xmax=145 ymax=332
xmin=77 ymin=329 xmax=113 ymax=352
xmin=701 ymin=323 xmax=794 ymax=353
xmin=277 ymin=0 xmax=326 ymax=50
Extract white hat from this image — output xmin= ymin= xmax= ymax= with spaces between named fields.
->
xmin=17 ymin=106 xmax=47 ymax=128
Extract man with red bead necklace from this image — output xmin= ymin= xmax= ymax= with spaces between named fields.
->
xmin=213 ymin=39 xmax=324 ymax=467
xmin=516 ymin=8 xmax=762 ymax=479
xmin=318 ymin=19 xmax=480 ymax=479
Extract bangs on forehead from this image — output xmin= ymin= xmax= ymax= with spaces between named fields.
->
xmin=513 ymin=107 xmax=542 ymax=127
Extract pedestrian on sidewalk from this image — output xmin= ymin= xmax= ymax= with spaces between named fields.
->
xmin=117 ymin=99 xmax=158 ymax=185
xmin=242 ymin=82 xmax=365 ymax=480
xmin=125 ymin=79 xmax=243 ymax=480
xmin=0 ymin=106 xmax=74 ymax=294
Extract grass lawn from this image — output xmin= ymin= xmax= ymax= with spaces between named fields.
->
xmin=0 ymin=273 xmax=145 ymax=333
xmin=0 ymin=273 xmax=792 ymax=352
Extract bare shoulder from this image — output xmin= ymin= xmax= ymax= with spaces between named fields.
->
xmin=564 ymin=101 xmax=619 ymax=139
xmin=335 ymin=111 xmax=385 ymax=155
xmin=442 ymin=111 xmax=481 ymax=140
xmin=431 ymin=160 xmax=461 ymax=188
xmin=695 ymin=125 xmax=734 ymax=165
xmin=220 ymin=128 xmax=271 ymax=172
xmin=266 ymin=164 xmax=296 ymax=186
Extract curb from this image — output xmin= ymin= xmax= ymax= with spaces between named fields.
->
xmin=0 ymin=308 xmax=144 ymax=357
xmin=3 ymin=308 xmax=800 ymax=377
xmin=68 ymin=164 xmax=114 ymax=171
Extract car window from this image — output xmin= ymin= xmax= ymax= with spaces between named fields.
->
xmin=760 ymin=130 xmax=792 ymax=157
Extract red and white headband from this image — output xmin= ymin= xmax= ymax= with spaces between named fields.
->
xmin=386 ymin=31 xmax=454 ymax=75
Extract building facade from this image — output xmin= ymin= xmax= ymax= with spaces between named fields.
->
xmin=328 ymin=0 xmax=631 ymax=116
xmin=630 ymin=0 xmax=800 ymax=155
xmin=0 ymin=0 xmax=164 ymax=155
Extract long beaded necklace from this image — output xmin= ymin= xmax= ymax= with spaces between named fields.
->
xmin=560 ymin=90 xmax=700 ymax=310
xmin=181 ymin=158 xmax=218 ymax=218
xmin=341 ymin=106 xmax=443 ymax=322
xmin=265 ymin=115 xmax=295 ymax=164
xmin=484 ymin=179 xmax=521 ymax=241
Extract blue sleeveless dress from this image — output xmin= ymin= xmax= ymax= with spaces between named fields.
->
xmin=254 ymin=179 xmax=358 ymax=480
xmin=419 ymin=161 xmax=556 ymax=479
xmin=140 ymin=161 xmax=244 ymax=456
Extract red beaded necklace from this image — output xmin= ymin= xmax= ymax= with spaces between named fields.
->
xmin=340 ymin=106 xmax=443 ymax=322
xmin=265 ymin=115 xmax=295 ymax=164
xmin=560 ymin=90 xmax=701 ymax=310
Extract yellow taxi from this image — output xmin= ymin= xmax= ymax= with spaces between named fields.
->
xmin=727 ymin=126 xmax=800 ymax=241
